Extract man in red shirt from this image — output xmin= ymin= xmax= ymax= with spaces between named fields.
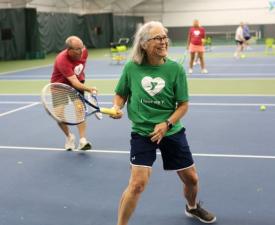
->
xmin=187 ymin=19 xmax=208 ymax=74
xmin=51 ymin=36 xmax=97 ymax=151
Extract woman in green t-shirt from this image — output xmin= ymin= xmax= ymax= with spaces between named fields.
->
xmin=111 ymin=21 xmax=216 ymax=225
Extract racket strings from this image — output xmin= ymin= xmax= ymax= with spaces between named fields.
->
xmin=86 ymin=95 xmax=99 ymax=113
xmin=44 ymin=84 xmax=86 ymax=124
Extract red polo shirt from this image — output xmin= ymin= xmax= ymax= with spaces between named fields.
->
xmin=51 ymin=48 xmax=88 ymax=85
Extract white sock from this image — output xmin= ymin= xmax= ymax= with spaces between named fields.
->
xmin=187 ymin=203 xmax=197 ymax=210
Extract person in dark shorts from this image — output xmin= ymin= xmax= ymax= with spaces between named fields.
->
xmin=234 ymin=22 xmax=245 ymax=58
xmin=111 ymin=21 xmax=216 ymax=225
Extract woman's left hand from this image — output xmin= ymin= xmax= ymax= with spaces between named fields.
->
xmin=149 ymin=122 xmax=168 ymax=144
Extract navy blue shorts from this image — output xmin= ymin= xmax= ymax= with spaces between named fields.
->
xmin=130 ymin=128 xmax=194 ymax=170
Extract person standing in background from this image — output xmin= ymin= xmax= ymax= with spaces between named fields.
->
xmin=234 ymin=22 xmax=245 ymax=58
xmin=187 ymin=19 xmax=208 ymax=74
xmin=243 ymin=22 xmax=251 ymax=50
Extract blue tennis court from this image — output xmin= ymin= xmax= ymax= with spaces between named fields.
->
xmin=1 ymin=31 xmax=275 ymax=225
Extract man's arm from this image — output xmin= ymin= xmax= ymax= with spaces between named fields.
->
xmin=67 ymin=75 xmax=96 ymax=93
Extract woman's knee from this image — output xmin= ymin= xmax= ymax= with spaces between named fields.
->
xmin=178 ymin=167 xmax=199 ymax=186
xmin=186 ymin=173 xmax=199 ymax=186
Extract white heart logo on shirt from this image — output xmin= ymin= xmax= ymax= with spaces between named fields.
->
xmin=141 ymin=76 xmax=165 ymax=96
xmin=74 ymin=64 xmax=84 ymax=76
xmin=194 ymin=30 xmax=201 ymax=36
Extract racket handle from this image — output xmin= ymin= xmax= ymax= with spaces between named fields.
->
xmin=100 ymin=107 xmax=118 ymax=116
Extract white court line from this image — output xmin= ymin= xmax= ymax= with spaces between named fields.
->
xmin=190 ymin=103 xmax=275 ymax=106
xmin=1 ymin=101 xmax=275 ymax=107
xmin=97 ymin=102 xmax=275 ymax=107
xmin=189 ymin=74 xmax=275 ymax=77
xmin=0 ymin=102 xmax=40 ymax=117
xmin=0 ymin=145 xmax=274 ymax=159
xmin=1 ymin=94 xmax=275 ymax=97
xmin=0 ymin=64 xmax=52 ymax=76
xmin=0 ymin=101 xmax=39 ymax=104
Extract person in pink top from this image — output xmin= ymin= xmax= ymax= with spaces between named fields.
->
xmin=187 ymin=19 xmax=208 ymax=74
xmin=51 ymin=36 xmax=97 ymax=151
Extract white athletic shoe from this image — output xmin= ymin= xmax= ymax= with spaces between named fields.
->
xmin=188 ymin=69 xmax=193 ymax=74
xmin=201 ymin=69 xmax=208 ymax=74
xmin=65 ymin=133 xmax=76 ymax=151
xmin=78 ymin=137 xmax=92 ymax=151
xmin=234 ymin=53 xmax=239 ymax=59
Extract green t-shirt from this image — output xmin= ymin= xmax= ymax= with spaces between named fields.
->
xmin=115 ymin=58 xmax=189 ymax=136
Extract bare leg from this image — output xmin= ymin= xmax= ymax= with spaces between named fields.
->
xmin=189 ymin=52 xmax=196 ymax=69
xmin=198 ymin=52 xmax=205 ymax=70
xmin=117 ymin=166 xmax=152 ymax=225
xmin=177 ymin=165 xmax=199 ymax=207
xmin=77 ymin=121 xmax=87 ymax=139
xmin=57 ymin=122 xmax=70 ymax=137
xmin=235 ymin=43 xmax=244 ymax=58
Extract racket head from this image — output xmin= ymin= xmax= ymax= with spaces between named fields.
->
xmin=41 ymin=83 xmax=86 ymax=125
xmin=85 ymin=94 xmax=103 ymax=120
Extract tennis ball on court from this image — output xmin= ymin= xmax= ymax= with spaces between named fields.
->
xmin=260 ymin=105 xmax=266 ymax=111
xmin=240 ymin=54 xmax=246 ymax=59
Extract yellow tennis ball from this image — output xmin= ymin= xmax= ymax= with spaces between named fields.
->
xmin=241 ymin=54 xmax=246 ymax=59
xmin=77 ymin=104 xmax=82 ymax=109
xmin=260 ymin=105 xmax=266 ymax=111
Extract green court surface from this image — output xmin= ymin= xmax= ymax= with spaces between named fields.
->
xmin=0 ymin=49 xmax=110 ymax=74
xmin=1 ymin=79 xmax=275 ymax=95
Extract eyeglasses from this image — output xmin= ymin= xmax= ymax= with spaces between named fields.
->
xmin=68 ymin=46 xmax=84 ymax=52
xmin=148 ymin=35 xmax=169 ymax=43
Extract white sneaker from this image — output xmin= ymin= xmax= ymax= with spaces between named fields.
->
xmin=188 ymin=69 xmax=193 ymax=74
xmin=78 ymin=137 xmax=92 ymax=151
xmin=65 ymin=133 xmax=76 ymax=151
xmin=201 ymin=69 xmax=208 ymax=74
xmin=234 ymin=53 xmax=239 ymax=59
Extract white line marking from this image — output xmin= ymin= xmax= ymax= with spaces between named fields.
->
xmin=0 ymin=102 xmax=40 ymax=117
xmin=189 ymin=74 xmax=275 ymax=77
xmin=0 ymin=101 xmax=39 ymax=104
xmin=188 ymin=78 xmax=275 ymax=80
xmin=190 ymin=103 xmax=275 ymax=106
xmin=0 ymin=64 xmax=52 ymax=76
xmin=1 ymin=94 xmax=275 ymax=97
xmin=1 ymin=101 xmax=275 ymax=107
xmin=0 ymin=145 xmax=274 ymax=159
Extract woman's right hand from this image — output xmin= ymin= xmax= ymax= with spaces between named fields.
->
xmin=110 ymin=105 xmax=123 ymax=119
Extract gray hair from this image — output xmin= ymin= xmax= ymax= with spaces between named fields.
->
xmin=65 ymin=36 xmax=83 ymax=49
xmin=131 ymin=21 xmax=168 ymax=64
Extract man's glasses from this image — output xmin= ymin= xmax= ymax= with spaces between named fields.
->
xmin=68 ymin=46 xmax=84 ymax=52
xmin=147 ymin=35 xmax=169 ymax=43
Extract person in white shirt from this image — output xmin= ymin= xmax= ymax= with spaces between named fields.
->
xmin=234 ymin=22 xmax=245 ymax=58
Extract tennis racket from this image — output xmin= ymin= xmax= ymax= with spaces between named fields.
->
xmin=41 ymin=83 xmax=117 ymax=125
